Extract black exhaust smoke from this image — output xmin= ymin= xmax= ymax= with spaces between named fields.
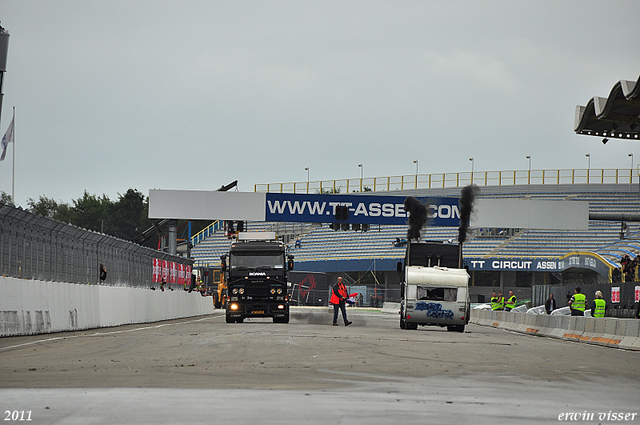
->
xmin=404 ymin=196 xmax=429 ymax=240
xmin=458 ymin=185 xmax=480 ymax=244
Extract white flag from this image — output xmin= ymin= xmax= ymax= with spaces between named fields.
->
xmin=0 ymin=116 xmax=14 ymax=161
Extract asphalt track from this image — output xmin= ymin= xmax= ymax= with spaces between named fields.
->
xmin=1 ymin=308 xmax=638 ymax=424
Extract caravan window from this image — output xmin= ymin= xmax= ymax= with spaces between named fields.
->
xmin=417 ymin=286 xmax=457 ymax=302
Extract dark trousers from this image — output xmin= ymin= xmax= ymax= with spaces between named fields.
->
xmin=570 ymin=309 xmax=584 ymax=316
xmin=333 ymin=302 xmax=348 ymax=324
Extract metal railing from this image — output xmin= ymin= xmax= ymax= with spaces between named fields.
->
xmin=255 ymin=168 xmax=639 ymax=194
xmin=0 ymin=203 xmax=192 ymax=286
xmin=533 ymin=281 xmax=638 ymax=311
xmin=191 ymin=220 xmax=222 ymax=246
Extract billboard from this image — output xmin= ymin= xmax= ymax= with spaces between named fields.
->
xmin=149 ymin=189 xmax=588 ymax=229
xmin=466 ymin=252 xmax=610 ymax=275
xmin=265 ymin=193 xmax=461 ymax=226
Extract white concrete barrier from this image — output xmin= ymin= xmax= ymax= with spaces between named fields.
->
xmin=469 ymin=309 xmax=639 ymax=351
xmin=381 ymin=302 xmax=400 ymax=314
xmin=0 ymin=276 xmax=214 ymax=337
xmin=618 ymin=320 xmax=640 ymax=350
xmin=536 ymin=314 xmax=553 ymax=337
xmin=561 ymin=316 xmax=586 ymax=343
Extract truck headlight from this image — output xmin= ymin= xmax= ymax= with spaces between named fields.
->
xmin=232 ymin=288 xmax=238 ymax=295
xmin=239 ymin=288 xmax=245 ymax=295
xmin=277 ymin=288 xmax=283 ymax=294
xmin=230 ymin=304 xmax=239 ymax=311
xmin=270 ymin=288 xmax=276 ymax=294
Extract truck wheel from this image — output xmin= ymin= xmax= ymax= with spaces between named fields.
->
xmin=236 ymin=318 xmax=244 ymax=323
xmin=225 ymin=314 xmax=234 ymax=323
xmin=457 ymin=325 xmax=465 ymax=333
xmin=213 ymin=294 xmax=222 ymax=309
xmin=407 ymin=322 xmax=418 ymax=330
xmin=400 ymin=318 xmax=406 ymax=329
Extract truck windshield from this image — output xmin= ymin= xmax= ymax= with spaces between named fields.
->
xmin=230 ymin=253 xmax=284 ymax=269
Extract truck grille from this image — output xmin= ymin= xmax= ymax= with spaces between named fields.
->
xmin=245 ymin=283 xmax=270 ymax=297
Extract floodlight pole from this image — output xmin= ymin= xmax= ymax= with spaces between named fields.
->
xmin=11 ymin=107 xmax=15 ymax=203
xmin=585 ymin=154 xmax=591 ymax=183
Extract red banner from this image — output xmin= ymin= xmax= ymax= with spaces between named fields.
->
xmin=185 ymin=265 xmax=192 ymax=285
xmin=177 ymin=263 xmax=184 ymax=285
xmin=161 ymin=260 xmax=169 ymax=282
xmin=611 ymin=286 xmax=620 ymax=303
xmin=152 ymin=258 xmax=160 ymax=283
xmin=169 ymin=262 xmax=177 ymax=284
xmin=154 ymin=259 xmax=191 ymax=285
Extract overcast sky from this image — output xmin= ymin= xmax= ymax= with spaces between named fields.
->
xmin=1 ymin=0 xmax=639 ymax=207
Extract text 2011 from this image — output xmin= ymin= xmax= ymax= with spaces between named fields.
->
xmin=4 ymin=411 xmax=32 ymax=421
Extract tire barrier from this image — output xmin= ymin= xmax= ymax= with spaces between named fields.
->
xmin=0 ymin=276 xmax=214 ymax=337
xmin=470 ymin=309 xmax=640 ymax=351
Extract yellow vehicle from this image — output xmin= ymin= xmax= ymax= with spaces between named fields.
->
xmin=198 ymin=267 xmax=227 ymax=309
xmin=211 ymin=268 xmax=227 ymax=309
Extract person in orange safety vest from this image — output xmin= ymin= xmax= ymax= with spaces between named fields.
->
xmin=330 ymin=277 xmax=352 ymax=327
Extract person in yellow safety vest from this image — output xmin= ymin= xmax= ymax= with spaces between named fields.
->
xmin=568 ymin=286 xmax=586 ymax=316
xmin=590 ymin=290 xmax=606 ymax=318
xmin=490 ymin=292 xmax=501 ymax=311
xmin=497 ymin=291 xmax=505 ymax=311
xmin=505 ymin=291 xmax=517 ymax=312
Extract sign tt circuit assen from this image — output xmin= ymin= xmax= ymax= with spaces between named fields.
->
xmin=264 ymin=193 xmax=461 ymax=226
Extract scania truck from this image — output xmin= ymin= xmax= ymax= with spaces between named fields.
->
xmin=399 ymin=241 xmax=470 ymax=332
xmin=222 ymin=232 xmax=293 ymax=323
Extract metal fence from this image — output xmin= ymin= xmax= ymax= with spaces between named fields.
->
xmin=533 ymin=282 xmax=638 ymax=311
xmin=0 ymin=203 xmax=192 ymax=287
xmin=255 ymin=167 xmax=639 ymax=194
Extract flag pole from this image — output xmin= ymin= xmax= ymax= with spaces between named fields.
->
xmin=11 ymin=106 xmax=15 ymax=203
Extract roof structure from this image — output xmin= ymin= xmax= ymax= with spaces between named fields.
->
xmin=574 ymin=75 xmax=640 ymax=143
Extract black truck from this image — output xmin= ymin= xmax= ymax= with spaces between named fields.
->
xmin=222 ymin=232 xmax=293 ymax=323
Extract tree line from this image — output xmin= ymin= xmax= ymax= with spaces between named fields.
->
xmin=1 ymin=189 xmax=211 ymax=249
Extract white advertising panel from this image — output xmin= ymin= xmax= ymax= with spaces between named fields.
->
xmin=148 ymin=190 xmax=266 ymax=221
xmin=472 ymin=199 xmax=589 ymax=230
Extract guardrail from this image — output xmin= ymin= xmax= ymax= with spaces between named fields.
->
xmin=255 ymin=168 xmax=639 ymax=193
xmin=471 ymin=309 xmax=640 ymax=350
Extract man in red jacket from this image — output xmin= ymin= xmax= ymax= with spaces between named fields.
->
xmin=330 ymin=277 xmax=352 ymax=326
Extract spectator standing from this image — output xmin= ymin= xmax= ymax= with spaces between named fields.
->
xmin=590 ymin=291 xmax=606 ymax=318
xmin=99 ymin=263 xmax=107 ymax=284
xmin=568 ymin=287 xmax=586 ymax=316
xmin=490 ymin=292 xmax=501 ymax=311
xmin=505 ymin=290 xmax=517 ymax=312
xmin=496 ymin=291 xmax=505 ymax=311
xmin=330 ymin=277 xmax=352 ymax=327
xmin=545 ymin=293 xmax=556 ymax=315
